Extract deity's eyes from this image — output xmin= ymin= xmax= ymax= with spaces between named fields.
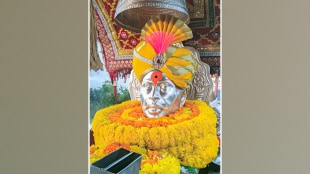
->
xmin=142 ymin=82 xmax=153 ymax=94
xmin=142 ymin=81 xmax=173 ymax=96
xmin=159 ymin=83 xmax=167 ymax=96
xmin=159 ymin=82 xmax=174 ymax=96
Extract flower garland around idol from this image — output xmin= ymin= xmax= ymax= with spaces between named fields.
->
xmin=91 ymin=100 xmax=219 ymax=169
xmin=90 ymin=143 xmax=181 ymax=174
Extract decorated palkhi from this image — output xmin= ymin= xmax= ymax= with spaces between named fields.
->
xmin=90 ymin=14 xmax=219 ymax=173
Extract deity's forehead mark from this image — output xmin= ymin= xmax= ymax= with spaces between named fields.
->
xmin=150 ymin=71 xmax=163 ymax=87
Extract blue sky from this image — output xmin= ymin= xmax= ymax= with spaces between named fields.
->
xmin=89 ymin=69 xmax=110 ymax=88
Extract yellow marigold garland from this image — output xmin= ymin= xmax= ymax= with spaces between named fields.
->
xmin=91 ymin=100 xmax=218 ymax=168
xmin=90 ymin=144 xmax=180 ymax=173
xmin=140 ymin=153 xmax=180 ymax=174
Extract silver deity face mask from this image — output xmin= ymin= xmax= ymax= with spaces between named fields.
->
xmin=140 ymin=70 xmax=187 ymax=118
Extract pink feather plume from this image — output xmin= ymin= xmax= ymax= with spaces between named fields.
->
xmin=144 ymin=31 xmax=175 ymax=54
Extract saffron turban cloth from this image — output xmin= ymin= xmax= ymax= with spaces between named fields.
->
xmin=132 ymin=14 xmax=197 ymax=89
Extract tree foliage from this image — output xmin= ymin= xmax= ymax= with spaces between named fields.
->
xmin=89 ymin=81 xmax=131 ymax=123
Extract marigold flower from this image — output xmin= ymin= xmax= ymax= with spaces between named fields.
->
xmin=91 ymin=100 xmax=219 ymax=168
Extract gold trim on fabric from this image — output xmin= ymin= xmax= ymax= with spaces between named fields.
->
xmin=95 ymin=0 xmax=134 ymax=56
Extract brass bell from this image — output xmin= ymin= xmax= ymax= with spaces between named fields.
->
xmin=114 ymin=0 xmax=190 ymax=33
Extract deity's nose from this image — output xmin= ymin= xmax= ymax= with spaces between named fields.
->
xmin=150 ymin=86 xmax=160 ymax=103
xmin=151 ymin=85 xmax=161 ymax=98
xmin=150 ymin=97 xmax=159 ymax=102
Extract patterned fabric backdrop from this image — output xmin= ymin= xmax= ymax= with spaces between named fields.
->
xmin=184 ymin=0 xmax=220 ymax=68
xmin=90 ymin=0 xmax=221 ymax=83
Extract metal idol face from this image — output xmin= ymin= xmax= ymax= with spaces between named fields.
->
xmin=140 ymin=70 xmax=186 ymax=118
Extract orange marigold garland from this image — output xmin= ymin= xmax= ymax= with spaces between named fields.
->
xmin=104 ymin=142 xmax=131 ymax=154
xmin=91 ymin=100 xmax=219 ymax=168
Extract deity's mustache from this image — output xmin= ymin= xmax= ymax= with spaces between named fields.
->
xmin=144 ymin=105 xmax=163 ymax=110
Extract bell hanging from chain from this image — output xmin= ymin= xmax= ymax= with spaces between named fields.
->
xmin=114 ymin=0 xmax=190 ymax=33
